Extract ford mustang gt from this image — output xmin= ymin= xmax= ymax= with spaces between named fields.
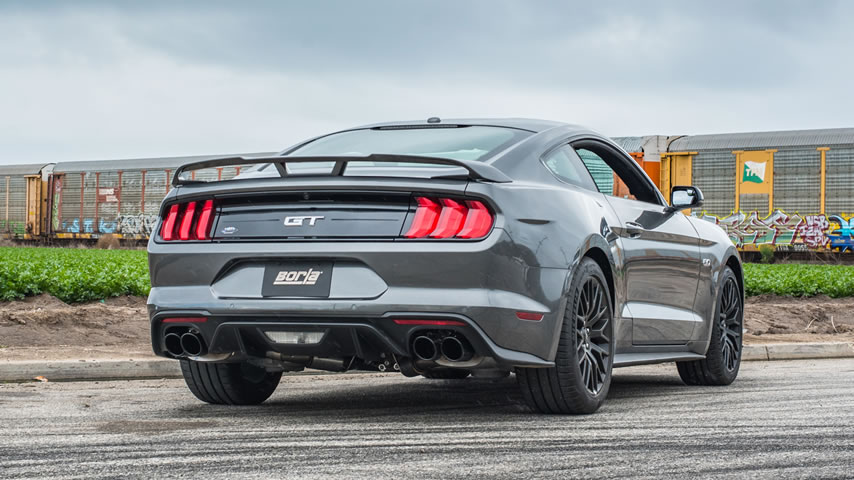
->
xmin=148 ymin=118 xmax=744 ymax=414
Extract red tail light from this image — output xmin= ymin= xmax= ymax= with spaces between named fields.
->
xmin=457 ymin=201 xmax=493 ymax=239
xmin=405 ymin=196 xmax=494 ymax=239
xmin=178 ymin=201 xmax=197 ymax=240
xmin=195 ymin=200 xmax=215 ymax=240
xmin=430 ymin=199 xmax=467 ymax=238
xmin=161 ymin=204 xmax=180 ymax=241
xmin=404 ymin=197 xmax=442 ymax=238
xmin=160 ymin=200 xmax=216 ymax=241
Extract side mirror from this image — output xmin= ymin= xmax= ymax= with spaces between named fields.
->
xmin=666 ymin=186 xmax=704 ymax=213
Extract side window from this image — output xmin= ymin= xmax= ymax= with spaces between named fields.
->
xmin=574 ymin=142 xmax=660 ymax=205
xmin=541 ymin=145 xmax=597 ymax=191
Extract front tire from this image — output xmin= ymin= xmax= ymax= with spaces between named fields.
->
xmin=516 ymin=258 xmax=614 ymax=414
xmin=180 ymin=360 xmax=282 ymax=405
xmin=677 ymin=266 xmax=743 ymax=386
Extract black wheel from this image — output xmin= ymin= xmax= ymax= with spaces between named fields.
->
xmin=677 ymin=266 xmax=743 ymax=386
xmin=180 ymin=360 xmax=282 ymax=405
xmin=422 ymin=368 xmax=471 ymax=379
xmin=516 ymin=258 xmax=614 ymax=414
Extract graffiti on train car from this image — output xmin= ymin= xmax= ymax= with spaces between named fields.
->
xmin=118 ymin=214 xmax=159 ymax=235
xmin=59 ymin=214 xmax=159 ymax=235
xmin=0 ymin=220 xmax=27 ymax=235
xmin=696 ymin=210 xmax=854 ymax=252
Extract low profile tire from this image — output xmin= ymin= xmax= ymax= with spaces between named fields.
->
xmin=677 ymin=266 xmax=743 ymax=386
xmin=516 ymin=258 xmax=614 ymax=414
xmin=422 ymin=369 xmax=471 ymax=380
xmin=180 ymin=360 xmax=282 ymax=405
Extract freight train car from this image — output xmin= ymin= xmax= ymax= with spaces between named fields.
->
xmin=0 ymin=153 xmax=271 ymax=242
xmin=661 ymin=128 xmax=854 ymax=252
xmin=0 ymin=163 xmax=53 ymax=238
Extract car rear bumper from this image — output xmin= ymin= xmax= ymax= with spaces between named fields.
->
xmin=148 ymin=229 xmax=570 ymax=365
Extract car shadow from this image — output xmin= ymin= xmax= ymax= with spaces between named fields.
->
xmin=174 ymin=368 xmax=692 ymax=419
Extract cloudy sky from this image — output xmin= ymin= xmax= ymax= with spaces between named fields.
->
xmin=1 ymin=1 xmax=853 ymax=165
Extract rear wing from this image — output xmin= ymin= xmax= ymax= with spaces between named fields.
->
xmin=171 ymin=153 xmax=512 ymax=187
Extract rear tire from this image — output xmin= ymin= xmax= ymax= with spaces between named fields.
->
xmin=677 ymin=266 xmax=743 ymax=386
xmin=180 ymin=360 xmax=282 ymax=405
xmin=516 ymin=258 xmax=614 ymax=414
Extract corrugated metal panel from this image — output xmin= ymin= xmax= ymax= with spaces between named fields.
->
xmin=96 ymin=171 xmax=120 ymax=233
xmin=0 ymin=164 xmax=50 ymax=176
xmin=670 ymin=128 xmax=854 ymax=151
xmin=191 ymin=168 xmax=221 ymax=182
xmin=120 ymin=171 xmax=143 ymax=216
xmin=7 ymin=177 xmax=27 ymax=234
xmin=82 ymin=172 xmax=97 ymax=233
xmin=611 ymin=136 xmax=644 ymax=153
xmin=0 ymin=176 xmax=6 ymax=231
xmin=739 ymin=194 xmax=769 ymax=215
xmin=826 ymin=148 xmax=854 ymax=213
xmin=773 ymin=149 xmax=820 ymax=214
xmin=143 ymin=170 xmax=170 ymax=215
xmin=692 ymin=150 xmax=735 ymax=216
xmin=58 ymin=173 xmax=81 ymax=232
xmin=53 ymin=152 xmax=274 ymax=173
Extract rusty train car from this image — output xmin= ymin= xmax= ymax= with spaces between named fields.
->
xmin=0 ymin=153 xmax=271 ymax=241
xmin=2 ymin=127 xmax=853 ymax=252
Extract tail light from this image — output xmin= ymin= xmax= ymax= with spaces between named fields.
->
xmin=160 ymin=199 xmax=216 ymax=241
xmin=404 ymin=196 xmax=494 ymax=239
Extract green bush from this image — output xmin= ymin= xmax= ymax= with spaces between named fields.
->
xmin=743 ymin=263 xmax=854 ymax=298
xmin=0 ymin=247 xmax=149 ymax=303
xmin=758 ymin=244 xmax=775 ymax=264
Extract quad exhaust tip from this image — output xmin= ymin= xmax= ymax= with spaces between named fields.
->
xmin=164 ymin=331 xmax=207 ymax=357
xmin=164 ymin=333 xmax=184 ymax=357
xmin=412 ymin=333 xmax=474 ymax=362
xmin=412 ymin=335 xmax=440 ymax=361
xmin=441 ymin=336 xmax=473 ymax=362
xmin=180 ymin=332 xmax=205 ymax=356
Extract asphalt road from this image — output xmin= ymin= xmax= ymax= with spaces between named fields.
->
xmin=1 ymin=359 xmax=853 ymax=479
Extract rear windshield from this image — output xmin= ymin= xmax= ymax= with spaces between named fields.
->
xmin=288 ymin=126 xmax=530 ymax=163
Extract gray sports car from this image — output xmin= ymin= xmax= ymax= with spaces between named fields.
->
xmin=148 ymin=118 xmax=743 ymax=414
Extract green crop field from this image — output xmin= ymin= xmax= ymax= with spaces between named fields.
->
xmin=2 ymin=247 xmax=854 ymax=303
xmin=743 ymin=263 xmax=854 ymax=298
xmin=0 ymin=247 xmax=150 ymax=303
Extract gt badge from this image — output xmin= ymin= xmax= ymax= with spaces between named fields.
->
xmin=284 ymin=215 xmax=324 ymax=227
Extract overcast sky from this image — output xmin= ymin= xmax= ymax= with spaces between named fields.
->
xmin=2 ymin=1 xmax=853 ymax=165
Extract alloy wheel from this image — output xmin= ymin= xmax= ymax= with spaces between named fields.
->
xmin=719 ymin=277 xmax=742 ymax=372
xmin=575 ymin=278 xmax=611 ymax=395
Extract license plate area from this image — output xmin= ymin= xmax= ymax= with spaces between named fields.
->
xmin=261 ymin=261 xmax=334 ymax=297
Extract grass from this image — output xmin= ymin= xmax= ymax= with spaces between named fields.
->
xmin=743 ymin=263 xmax=854 ymax=298
xmin=0 ymin=246 xmax=149 ymax=303
xmin=2 ymin=246 xmax=854 ymax=303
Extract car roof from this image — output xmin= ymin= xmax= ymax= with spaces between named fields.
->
xmin=354 ymin=117 xmax=582 ymax=134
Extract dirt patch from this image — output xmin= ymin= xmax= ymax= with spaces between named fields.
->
xmin=744 ymin=295 xmax=854 ymax=344
xmin=0 ymin=294 xmax=852 ymax=356
xmin=0 ymin=294 xmax=149 ymax=348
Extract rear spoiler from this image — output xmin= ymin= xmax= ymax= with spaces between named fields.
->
xmin=171 ymin=153 xmax=512 ymax=187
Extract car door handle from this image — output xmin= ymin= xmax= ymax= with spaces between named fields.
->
xmin=624 ymin=222 xmax=644 ymax=238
